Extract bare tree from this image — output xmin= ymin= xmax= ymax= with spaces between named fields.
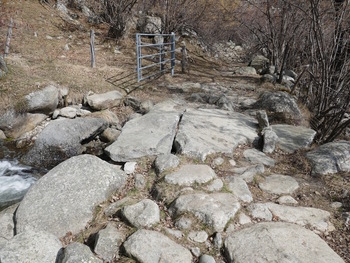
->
xmin=305 ymin=0 xmax=350 ymax=143
xmin=234 ymin=0 xmax=309 ymax=80
xmin=91 ymin=0 xmax=138 ymax=39
xmin=234 ymin=0 xmax=350 ymax=143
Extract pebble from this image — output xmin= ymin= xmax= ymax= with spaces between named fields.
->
xmin=229 ymin=159 xmax=236 ymax=167
xmin=213 ymin=157 xmax=224 ymax=166
xmin=164 ymin=228 xmax=183 ymax=239
xmin=124 ymin=162 xmax=137 ymax=174
xmin=331 ymin=202 xmax=342 ymax=209
xmin=277 ymin=195 xmax=298 ymax=205
xmin=175 ymin=217 xmax=192 ymax=230
xmin=191 ymin=247 xmax=201 ymax=257
xmin=199 ymin=254 xmax=216 ymax=263
xmin=213 ymin=232 xmax=222 ymax=249
xmin=188 ymin=230 xmax=208 ymax=243
xmin=134 ymin=174 xmax=145 ymax=189
xmin=238 ymin=213 xmax=252 ymax=225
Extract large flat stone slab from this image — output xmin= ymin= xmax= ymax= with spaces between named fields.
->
xmin=165 ymin=164 xmax=217 ymax=186
xmin=243 ymin=148 xmax=275 ymax=167
xmin=123 ymin=229 xmax=192 ymax=263
xmin=174 ymin=109 xmax=258 ymax=161
xmin=306 ymin=141 xmax=350 ymax=176
xmin=105 ymin=112 xmax=180 ymax=162
xmin=259 ymin=174 xmax=299 ymax=195
xmin=224 ymin=222 xmax=344 ymax=263
xmin=248 ymin=202 xmax=331 ymax=232
xmin=16 ymin=155 xmax=127 ymax=238
xmin=170 ymin=192 xmax=241 ymax=232
xmin=271 ymin=124 xmax=316 ymax=153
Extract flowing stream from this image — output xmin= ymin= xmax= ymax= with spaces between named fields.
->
xmin=0 ymin=141 xmax=42 ymax=210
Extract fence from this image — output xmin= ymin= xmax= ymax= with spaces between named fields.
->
xmin=136 ymin=33 xmax=175 ymax=82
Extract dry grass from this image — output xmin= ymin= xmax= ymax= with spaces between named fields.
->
xmin=0 ymin=0 xmax=136 ymax=113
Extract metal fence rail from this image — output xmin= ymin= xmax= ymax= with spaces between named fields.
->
xmin=136 ymin=33 xmax=175 ymax=82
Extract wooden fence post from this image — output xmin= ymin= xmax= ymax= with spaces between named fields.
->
xmin=4 ymin=18 xmax=13 ymax=58
xmin=181 ymin=41 xmax=187 ymax=74
xmin=90 ymin=29 xmax=95 ymax=68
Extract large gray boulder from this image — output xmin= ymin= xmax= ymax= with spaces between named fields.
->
xmin=271 ymin=124 xmax=316 ymax=153
xmin=249 ymin=55 xmax=269 ymax=71
xmin=94 ymin=224 xmax=124 ymax=262
xmin=254 ymin=91 xmax=303 ymax=124
xmin=21 ymin=117 xmax=108 ymax=168
xmin=123 ymin=229 xmax=192 ymax=263
xmin=0 ymin=204 xmax=17 ymax=247
xmin=174 ymin=108 xmax=258 ymax=161
xmin=306 ymin=140 xmax=350 ymax=176
xmin=15 ymin=155 xmax=127 ymax=238
xmin=25 ymin=85 xmax=59 ymax=114
xmin=105 ymin=111 xmax=180 ymax=162
xmin=234 ymin=66 xmax=257 ymax=75
xmin=224 ymin=222 xmax=344 ymax=263
xmin=121 ymin=199 xmax=160 ymax=228
xmin=0 ymin=110 xmax=47 ymax=139
xmin=86 ymin=90 xmax=124 ymax=111
xmin=57 ymin=242 xmax=102 ymax=263
xmin=0 ymin=229 xmax=62 ymax=263
xmin=170 ymin=193 xmax=240 ymax=232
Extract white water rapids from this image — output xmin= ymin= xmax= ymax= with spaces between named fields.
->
xmin=0 ymin=159 xmax=37 ymax=209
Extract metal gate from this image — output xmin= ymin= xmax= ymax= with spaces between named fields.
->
xmin=136 ymin=33 xmax=175 ymax=82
